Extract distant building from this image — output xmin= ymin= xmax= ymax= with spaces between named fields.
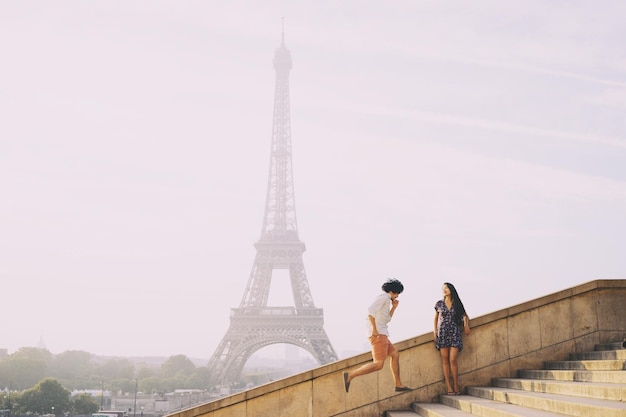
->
xmin=36 ymin=336 xmax=47 ymax=350
xmin=71 ymin=389 xmax=112 ymax=397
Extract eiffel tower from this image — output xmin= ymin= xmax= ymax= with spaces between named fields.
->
xmin=207 ymin=29 xmax=338 ymax=384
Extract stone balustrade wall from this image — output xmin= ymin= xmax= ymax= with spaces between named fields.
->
xmin=168 ymin=279 xmax=626 ymax=417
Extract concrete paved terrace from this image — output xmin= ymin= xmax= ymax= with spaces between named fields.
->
xmin=167 ymin=279 xmax=626 ymax=417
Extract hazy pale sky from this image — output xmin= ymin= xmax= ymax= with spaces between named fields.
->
xmin=1 ymin=1 xmax=625 ymax=361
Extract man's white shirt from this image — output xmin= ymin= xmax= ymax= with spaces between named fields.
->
xmin=366 ymin=292 xmax=392 ymax=337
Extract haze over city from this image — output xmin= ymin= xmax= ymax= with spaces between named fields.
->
xmin=1 ymin=1 xmax=625 ymax=362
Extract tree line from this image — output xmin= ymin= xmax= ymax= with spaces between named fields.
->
xmin=0 ymin=347 xmax=215 ymax=416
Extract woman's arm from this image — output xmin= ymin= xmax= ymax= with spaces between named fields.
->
xmin=433 ymin=311 xmax=439 ymax=340
xmin=463 ymin=315 xmax=471 ymax=335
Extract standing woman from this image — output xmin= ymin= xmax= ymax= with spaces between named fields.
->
xmin=433 ymin=282 xmax=470 ymax=395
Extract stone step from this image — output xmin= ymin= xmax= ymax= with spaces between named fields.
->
xmin=467 ymin=386 xmax=626 ymax=417
xmin=492 ymin=377 xmax=626 ymax=401
xmin=543 ymin=359 xmax=625 ymax=371
xmin=517 ymin=369 xmax=626 ymax=383
xmin=411 ymin=395 xmax=567 ymax=417
xmin=387 ymin=342 xmax=626 ymax=417
xmin=402 ymin=387 xmax=626 ymax=417
xmin=386 ymin=411 xmax=422 ymax=417
xmin=595 ymin=341 xmax=626 ymax=351
xmin=569 ymin=349 xmax=626 ymax=360
xmin=410 ymin=401 xmax=473 ymax=416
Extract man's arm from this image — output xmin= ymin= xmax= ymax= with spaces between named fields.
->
xmin=368 ymin=314 xmax=378 ymax=336
xmin=389 ymin=297 xmax=399 ymax=318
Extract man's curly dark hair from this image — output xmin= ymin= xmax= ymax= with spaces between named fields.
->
xmin=381 ymin=278 xmax=404 ymax=294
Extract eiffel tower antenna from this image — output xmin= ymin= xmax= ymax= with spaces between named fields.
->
xmin=207 ymin=24 xmax=338 ymax=385
xmin=281 ymin=16 xmax=285 ymax=45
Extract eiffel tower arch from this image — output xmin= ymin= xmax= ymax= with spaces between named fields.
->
xmin=207 ymin=29 xmax=338 ymax=385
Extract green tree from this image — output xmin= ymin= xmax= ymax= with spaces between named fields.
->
xmin=0 ymin=392 xmax=11 ymax=412
xmin=50 ymin=350 xmax=93 ymax=379
xmin=12 ymin=347 xmax=53 ymax=364
xmin=0 ymin=390 xmax=22 ymax=415
xmin=50 ymin=350 xmax=95 ymax=390
xmin=20 ymin=378 xmax=72 ymax=415
xmin=93 ymin=358 xmax=135 ymax=380
xmin=72 ymin=393 xmax=99 ymax=415
xmin=136 ymin=366 xmax=156 ymax=379
xmin=138 ymin=377 xmax=163 ymax=396
xmin=113 ymin=378 xmax=136 ymax=395
xmin=160 ymin=355 xmax=195 ymax=378
xmin=188 ymin=367 xmax=212 ymax=389
xmin=0 ymin=348 xmax=52 ymax=390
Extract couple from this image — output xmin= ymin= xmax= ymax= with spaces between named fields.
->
xmin=343 ymin=279 xmax=470 ymax=396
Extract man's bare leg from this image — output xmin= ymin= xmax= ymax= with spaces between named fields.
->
xmin=346 ymin=359 xmax=385 ymax=383
xmin=389 ymin=350 xmax=404 ymax=387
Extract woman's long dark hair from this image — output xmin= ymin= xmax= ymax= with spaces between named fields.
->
xmin=444 ymin=282 xmax=468 ymax=325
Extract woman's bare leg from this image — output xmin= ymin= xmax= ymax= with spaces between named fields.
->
xmin=450 ymin=347 xmax=460 ymax=393
xmin=439 ymin=347 xmax=453 ymax=393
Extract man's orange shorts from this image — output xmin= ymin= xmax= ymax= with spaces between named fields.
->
xmin=368 ymin=334 xmax=397 ymax=361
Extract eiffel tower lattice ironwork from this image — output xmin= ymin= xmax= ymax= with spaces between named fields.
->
xmin=207 ymin=31 xmax=338 ymax=384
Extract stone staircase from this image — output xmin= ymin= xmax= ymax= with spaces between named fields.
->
xmin=387 ymin=341 xmax=626 ymax=417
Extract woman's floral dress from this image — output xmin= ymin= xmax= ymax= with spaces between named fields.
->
xmin=434 ymin=299 xmax=463 ymax=351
